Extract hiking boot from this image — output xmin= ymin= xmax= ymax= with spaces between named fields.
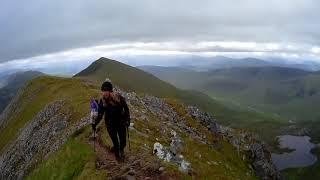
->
xmin=120 ymin=149 xmax=125 ymax=161
xmin=114 ymin=152 xmax=122 ymax=162
xmin=110 ymin=146 xmax=115 ymax=153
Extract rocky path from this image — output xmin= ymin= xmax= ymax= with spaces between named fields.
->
xmin=89 ymin=131 xmax=172 ymax=180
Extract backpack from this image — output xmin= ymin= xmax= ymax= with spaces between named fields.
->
xmin=101 ymin=93 xmax=129 ymax=125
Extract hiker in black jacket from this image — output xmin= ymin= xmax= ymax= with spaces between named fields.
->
xmin=92 ymin=80 xmax=130 ymax=161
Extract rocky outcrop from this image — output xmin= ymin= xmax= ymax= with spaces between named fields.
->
xmin=187 ymin=106 xmax=280 ymax=180
xmin=0 ymin=100 xmax=90 ymax=180
xmin=187 ymin=106 xmax=220 ymax=135
xmin=153 ymin=130 xmax=191 ymax=173
xmin=117 ymin=88 xmax=280 ymax=179
xmin=250 ymin=143 xmax=279 ymax=179
xmin=119 ymin=89 xmax=280 ymax=179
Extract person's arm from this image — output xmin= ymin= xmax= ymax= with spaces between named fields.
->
xmin=93 ymin=99 xmax=104 ymax=131
xmin=120 ymin=96 xmax=130 ymax=127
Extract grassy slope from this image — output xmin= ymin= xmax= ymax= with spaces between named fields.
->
xmin=75 ymin=58 xmax=287 ymax=145
xmin=272 ymin=74 xmax=320 ymax=121
xmin=141 ymin=65 xmax=320 ymax=123
xmin=0 ymin=75 xmax=256 ymax=179
xmin=137 ymin=66 xmax=205 ymax=89
xmin=27 ymin=134 xmax=104 ymax=180
xmin=140 ymin=64 xmax=320 ymax=178
xmin=0 ymin=76 xmax=98 ymax=153
xmin=74 ymin=58 xmax=179 ymax=98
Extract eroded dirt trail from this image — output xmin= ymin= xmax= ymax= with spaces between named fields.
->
xmin=88 ymin=132 xmax=172 ymax=180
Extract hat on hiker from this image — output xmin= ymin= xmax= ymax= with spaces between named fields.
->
xmin=101 ymin=81 xmax=113 ymax=92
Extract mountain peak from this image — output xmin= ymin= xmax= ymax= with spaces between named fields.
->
xmin=74 ymin=58 xmax=179 ymax=97
xmin=96 ymin=57 xmax=116 ymax=62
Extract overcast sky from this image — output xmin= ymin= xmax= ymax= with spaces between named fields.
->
xmin=1 ymin=0 xmax=320 ymax=69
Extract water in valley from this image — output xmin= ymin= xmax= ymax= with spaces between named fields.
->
xmin=271 ymin=135 xmax=318 ymax=170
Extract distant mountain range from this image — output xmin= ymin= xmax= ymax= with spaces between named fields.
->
xmin=0 ymin=74 xmax=10 ymax=88
xmin=139 ymin=65 xmax=320 ymax=134
xmin=180 ymin=56 xmax=273 ymax=71
xmin=128 ymin=55 xmax=320 ymax=72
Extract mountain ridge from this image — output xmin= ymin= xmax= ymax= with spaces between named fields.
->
xmin=0 ymin=57 xmax=280 ymax=179
xmin=76 ymin=58 xmax=287 ymax=146
xmin=129 ymin=55 xmax=320 ymax=71
xmin=0 ymin=76 xmax=278 ymax=179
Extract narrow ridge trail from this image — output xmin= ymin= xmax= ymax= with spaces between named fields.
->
xmin=88 ymin=131 xmax=174 ymax=180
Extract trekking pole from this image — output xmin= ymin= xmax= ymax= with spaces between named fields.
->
xmin=127 ymin=126 xmax=131 ymax=151
xmin=93 ymin=129 xmax=96 ymax=152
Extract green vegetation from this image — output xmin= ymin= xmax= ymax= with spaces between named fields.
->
xmin=75 ymin=58 xmax=288 ymax=145
xmin=74 ymin=57 xmax=179 ymax=98
xmin=27 ymin=135 xmax=101 ymax=180
xmin=118 ymin=95 xmax=256 ymax=179
xmin=0 ymin=68 xmax=256 ymax=179
xmin=168 ymin=99 xmax=257 ymax=179
xmin=0 ymin=76 xmax=99 ymax=152
xmin=27 ymin=106 xmax=256 ymax=179
xmin=140 ymin=65 xmax=320 ymax=124
xmin=140 ymin=65 xmax=320 ymax=137
xmin=14 ymin=58 xmax=318 ymax=179
xmin=140 ymin=64 xmax=320 ymax=178
xmin=27 ymin=126 xmax=108 ymax=180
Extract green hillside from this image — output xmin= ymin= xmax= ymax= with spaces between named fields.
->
xmin=0 ymin=76 xmax=94 ymax=152
xmin=74 ymin=57 xmax=179 ymax=98
xmin=137 ymin=65 xmax=205 ymax=89
xmin=140 ymin=63 xmax=320 ymax=179
xmin=141 ymin=65 xmax=320 ymax=124
xmin=0 ymin=75 xmax=258 ymax=179
xmin=76 ymin=58 xmax=288 ymax=144
xmin=203 ymin=68 xmax=320 ymax=124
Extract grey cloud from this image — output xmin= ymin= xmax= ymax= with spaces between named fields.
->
xmin=0 ymin=0 xmax=320 ymax=62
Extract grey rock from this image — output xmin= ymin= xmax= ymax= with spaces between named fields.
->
xmin=126 ymin=175 xmax=136 ymax=180
xmin=128 ymin=168 xmax=136 ymax=176
xmin=159 ymin=166 xmax=165 ymax=172
xmin=0 ymin=101 xmax=91 ymax=180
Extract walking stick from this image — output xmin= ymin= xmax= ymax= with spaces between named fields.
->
xmin=93 ymin=129 xmax=96 ymax=152
xmin=127 ymin=126 xmax=131 ymax=151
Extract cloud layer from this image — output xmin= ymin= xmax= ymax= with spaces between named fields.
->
xmin=0 ymin=0 xmax=319 ymax=63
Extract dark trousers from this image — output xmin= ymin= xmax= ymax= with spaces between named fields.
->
xmin=106 ymin=124 xmax=127 ymax=156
